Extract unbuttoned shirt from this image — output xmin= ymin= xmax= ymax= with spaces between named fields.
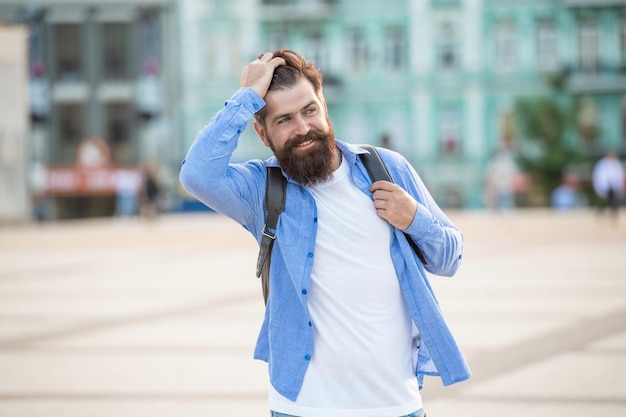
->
xmin=179 ymin=88 xmax=471 ymax=401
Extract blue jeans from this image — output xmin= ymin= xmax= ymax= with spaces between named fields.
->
xmin=270 ymin=409 xmax=426 ymax=417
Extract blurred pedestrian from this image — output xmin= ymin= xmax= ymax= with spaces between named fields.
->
xmin=484 ymin=147 xmax=520 ymax=212
xmin=380 ymin=133 xmax=394 ymax=150
xmin=551 ymin=173 xmax=581 ymax=211
xmin=179 ymin=49 xmax=470 ymax=417
xmin=139 ymin=161 xmax=161 ymax=220
xmin=592 ymin=150 xmax=624 ymax=222
xmin=115 ymin=169 xmax=141 ymax=218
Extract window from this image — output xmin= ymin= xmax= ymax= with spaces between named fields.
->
xmin=28 ymin=18 xmax=46 ymax=77
xmin=621 ymin=18 xmax=626 ymax=66
xmin=106 ymin=102 xmax=134 ymax=163
xmin=348 ymin=27 xmax=368 ymax=71
xmin=53 ymin=23 xmax=82 ymax=82
xmin=385 ymin=26 xmax=406 ymax=71
xmin=500 ymin=112 xmax=515 ymax=147
xmin=56 ymin=104 xmax=85 ymax=163
xmin=28 ymin=18 xmax=49 ymax=121
xmin=102 ymin=22 xmax=131 ymax=80
xmin=495 ymin=20 xmax=516 ymax=72
xmin=440 ymin=107 xmax=461 ymax=156
xmin=437 ymin=21 xmax=457 ymax=70
xmin=308 ymin=31 xmax=326 ymax=70
xmin=622 ymin=100 xmax=626 ymax=147
xmin=536 ymin=19 xmax=558 ymax=71
xmin=138 ymin=10 xmax=162 ymax=75
xmin=579 ymin=19 xmax=599 ymax=73
xmin=578 ymin=97 xmax=598 ymax=141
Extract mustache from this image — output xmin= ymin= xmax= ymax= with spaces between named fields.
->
xmin=284 ymin=129 xmax=327 ymax=150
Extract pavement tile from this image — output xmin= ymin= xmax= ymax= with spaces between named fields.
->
xmin=0 ymin=351 xmax=268 ymax=395
xmin=425 ymin=399 xmax=625 ymax=417
xmin=0 ymin=398 xmax=269 ymax=417
xmin=462 ymin=351 xmax=626 ymax=401
xmin=0 ymin=210 xmax=625 ymax=416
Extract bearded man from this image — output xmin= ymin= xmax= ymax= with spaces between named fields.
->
xmin=180 ymin=49 xmax=470 ymax=417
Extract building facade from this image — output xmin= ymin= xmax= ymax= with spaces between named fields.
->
xmin=179 ymin=0 xmax=626 ymax=209
xmin=2 ymin=0 xmax=625 ymax=220
xmin=0 ymin=0 xmax=179 ymax=220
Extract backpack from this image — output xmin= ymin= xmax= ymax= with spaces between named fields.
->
xmin=255 ymin=145 xmax=426 ymax=304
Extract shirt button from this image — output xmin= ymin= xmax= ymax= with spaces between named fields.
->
xmin=236 ymin=129 xmax=241 ymax=134
xmin=304 ymin=354 xmax=311 ymax=361
xmin=224 ymin=101 xmax=228 ymax=106
xmin=307 ymin=252 xmax=313 ymax=258
xmin=313 ymin=217 xmax=317 ymax=222
xmin=308 ymin=321 xmax=312 ymax=327
xmin=253 ymin=103 xmax=259 ymax=110
xmin=302 ymin=289 xmax=308 ymax=295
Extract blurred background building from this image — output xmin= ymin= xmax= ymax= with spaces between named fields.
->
xmin=1 ymin=0 xmax=625 ymax=221
xmin=0 ymin=0 xmax=178 ymax=220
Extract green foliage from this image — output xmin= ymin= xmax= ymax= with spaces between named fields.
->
xmin=515 ymin=97 xmax=565 ymax=150
xmin=514 ymin=96 xmax=591 ymax=206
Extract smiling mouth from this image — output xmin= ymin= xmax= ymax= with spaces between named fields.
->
xmin=295 ymin=139 xmax=314 ymax=147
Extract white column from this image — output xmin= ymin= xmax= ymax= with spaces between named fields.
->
xmin=413 ymin=89 xmax=432 ymax=158
xmin=179 ymin=0 xmax=204 ymax=80
xmin=461 ymin=0 xmax=482 ymax=73
xmin=464 ymin=85 xmax=484 ymax=158
xmin=0 ymin=25 xmax=30 ymax=222
xmin=409 ymin=0 xmax=432 ymax=75
xmin=237 ymin=0 xmax=260 ymax=63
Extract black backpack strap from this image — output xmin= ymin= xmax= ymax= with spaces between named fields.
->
xmin=358 ymin=145 xmax=428 ymax=265
xmin=358 ymin=144 xmax=393 ymax=182
xmin=256 ymin=166 xmax=286 ymax=304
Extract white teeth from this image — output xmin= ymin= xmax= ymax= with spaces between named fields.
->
xmin=297 ymin=140 xmax=313 ymax=147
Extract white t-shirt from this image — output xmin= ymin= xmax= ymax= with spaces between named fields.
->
xmin=269 ymin=157 xmax=421 ymax=417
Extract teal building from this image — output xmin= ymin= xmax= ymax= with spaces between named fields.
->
xmin=179 ymin=0 xmax=626 ymax=209
xmin=2 ymin=0 xmax=623 ymax=219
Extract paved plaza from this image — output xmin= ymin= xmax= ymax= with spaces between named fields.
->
xmin=0 ymin=209 xmax=625 ymax=417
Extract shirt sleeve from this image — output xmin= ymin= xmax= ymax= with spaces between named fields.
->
xmin=388 ymin=152 xmax=464 ymax=277
xmin=179 ymin=88 xmax=268 ymax=230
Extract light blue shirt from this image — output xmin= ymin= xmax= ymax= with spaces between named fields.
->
xmin=179 ymin=88 xmax=471 ymax=401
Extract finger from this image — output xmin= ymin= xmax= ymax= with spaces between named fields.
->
xmin=258 ymin=52 xmax=274 ymax=61
xmin=372 ymin=190 xmax=390 ymax=203
xmin=270 ymin=57 xmax=286 ymax=67
xmin=372 ymin=199 xmax=387 ymax=210
xmin=369 ymin=180 xmax=394 ymax=192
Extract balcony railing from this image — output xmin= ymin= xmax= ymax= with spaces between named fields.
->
xmin=563 ymin=0 xmax=626 ymax=7
xmin=260 ymin=0 xmax=335 ymax=21
xmin=568 ymin=72 xmax=626 ymax=93
xmin=562 ymin=64 xmax=626 ymax=93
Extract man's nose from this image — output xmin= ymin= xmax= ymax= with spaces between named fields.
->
xmin=293 ymin=115 xmax=310 ymax=136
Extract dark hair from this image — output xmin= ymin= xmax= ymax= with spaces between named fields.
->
xmin=253 ymin=49 xmax=323 ymax=127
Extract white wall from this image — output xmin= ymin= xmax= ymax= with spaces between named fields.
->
xmin=0 ymin=25 xmax=30 ymax=222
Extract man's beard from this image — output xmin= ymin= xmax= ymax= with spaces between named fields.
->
xmin=270 ymin=126 xmax=337 ymax=186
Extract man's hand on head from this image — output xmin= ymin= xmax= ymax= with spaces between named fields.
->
xmin=240 ymin=52 xmax=286 ymax=99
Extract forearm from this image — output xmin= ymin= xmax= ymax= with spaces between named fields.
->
xmin=179 ymin=88 xmax=265 ymax=205
xmin=393 ymin=155 xmax=463 ymax=276
xmin=404 ymin=205 xmax=463 ymax=276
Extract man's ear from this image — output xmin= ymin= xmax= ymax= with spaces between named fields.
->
xmin=253 ymin=121 xmax=271 ymax=148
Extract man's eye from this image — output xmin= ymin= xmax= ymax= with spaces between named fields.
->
xmin=277 ymin=117 xmax=290 ymax=125
xmin=305 ymin=107 xmax=316 ymax=114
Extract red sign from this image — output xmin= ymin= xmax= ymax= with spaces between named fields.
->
xmin=45 ymin=166 xmax=142 ymax=196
